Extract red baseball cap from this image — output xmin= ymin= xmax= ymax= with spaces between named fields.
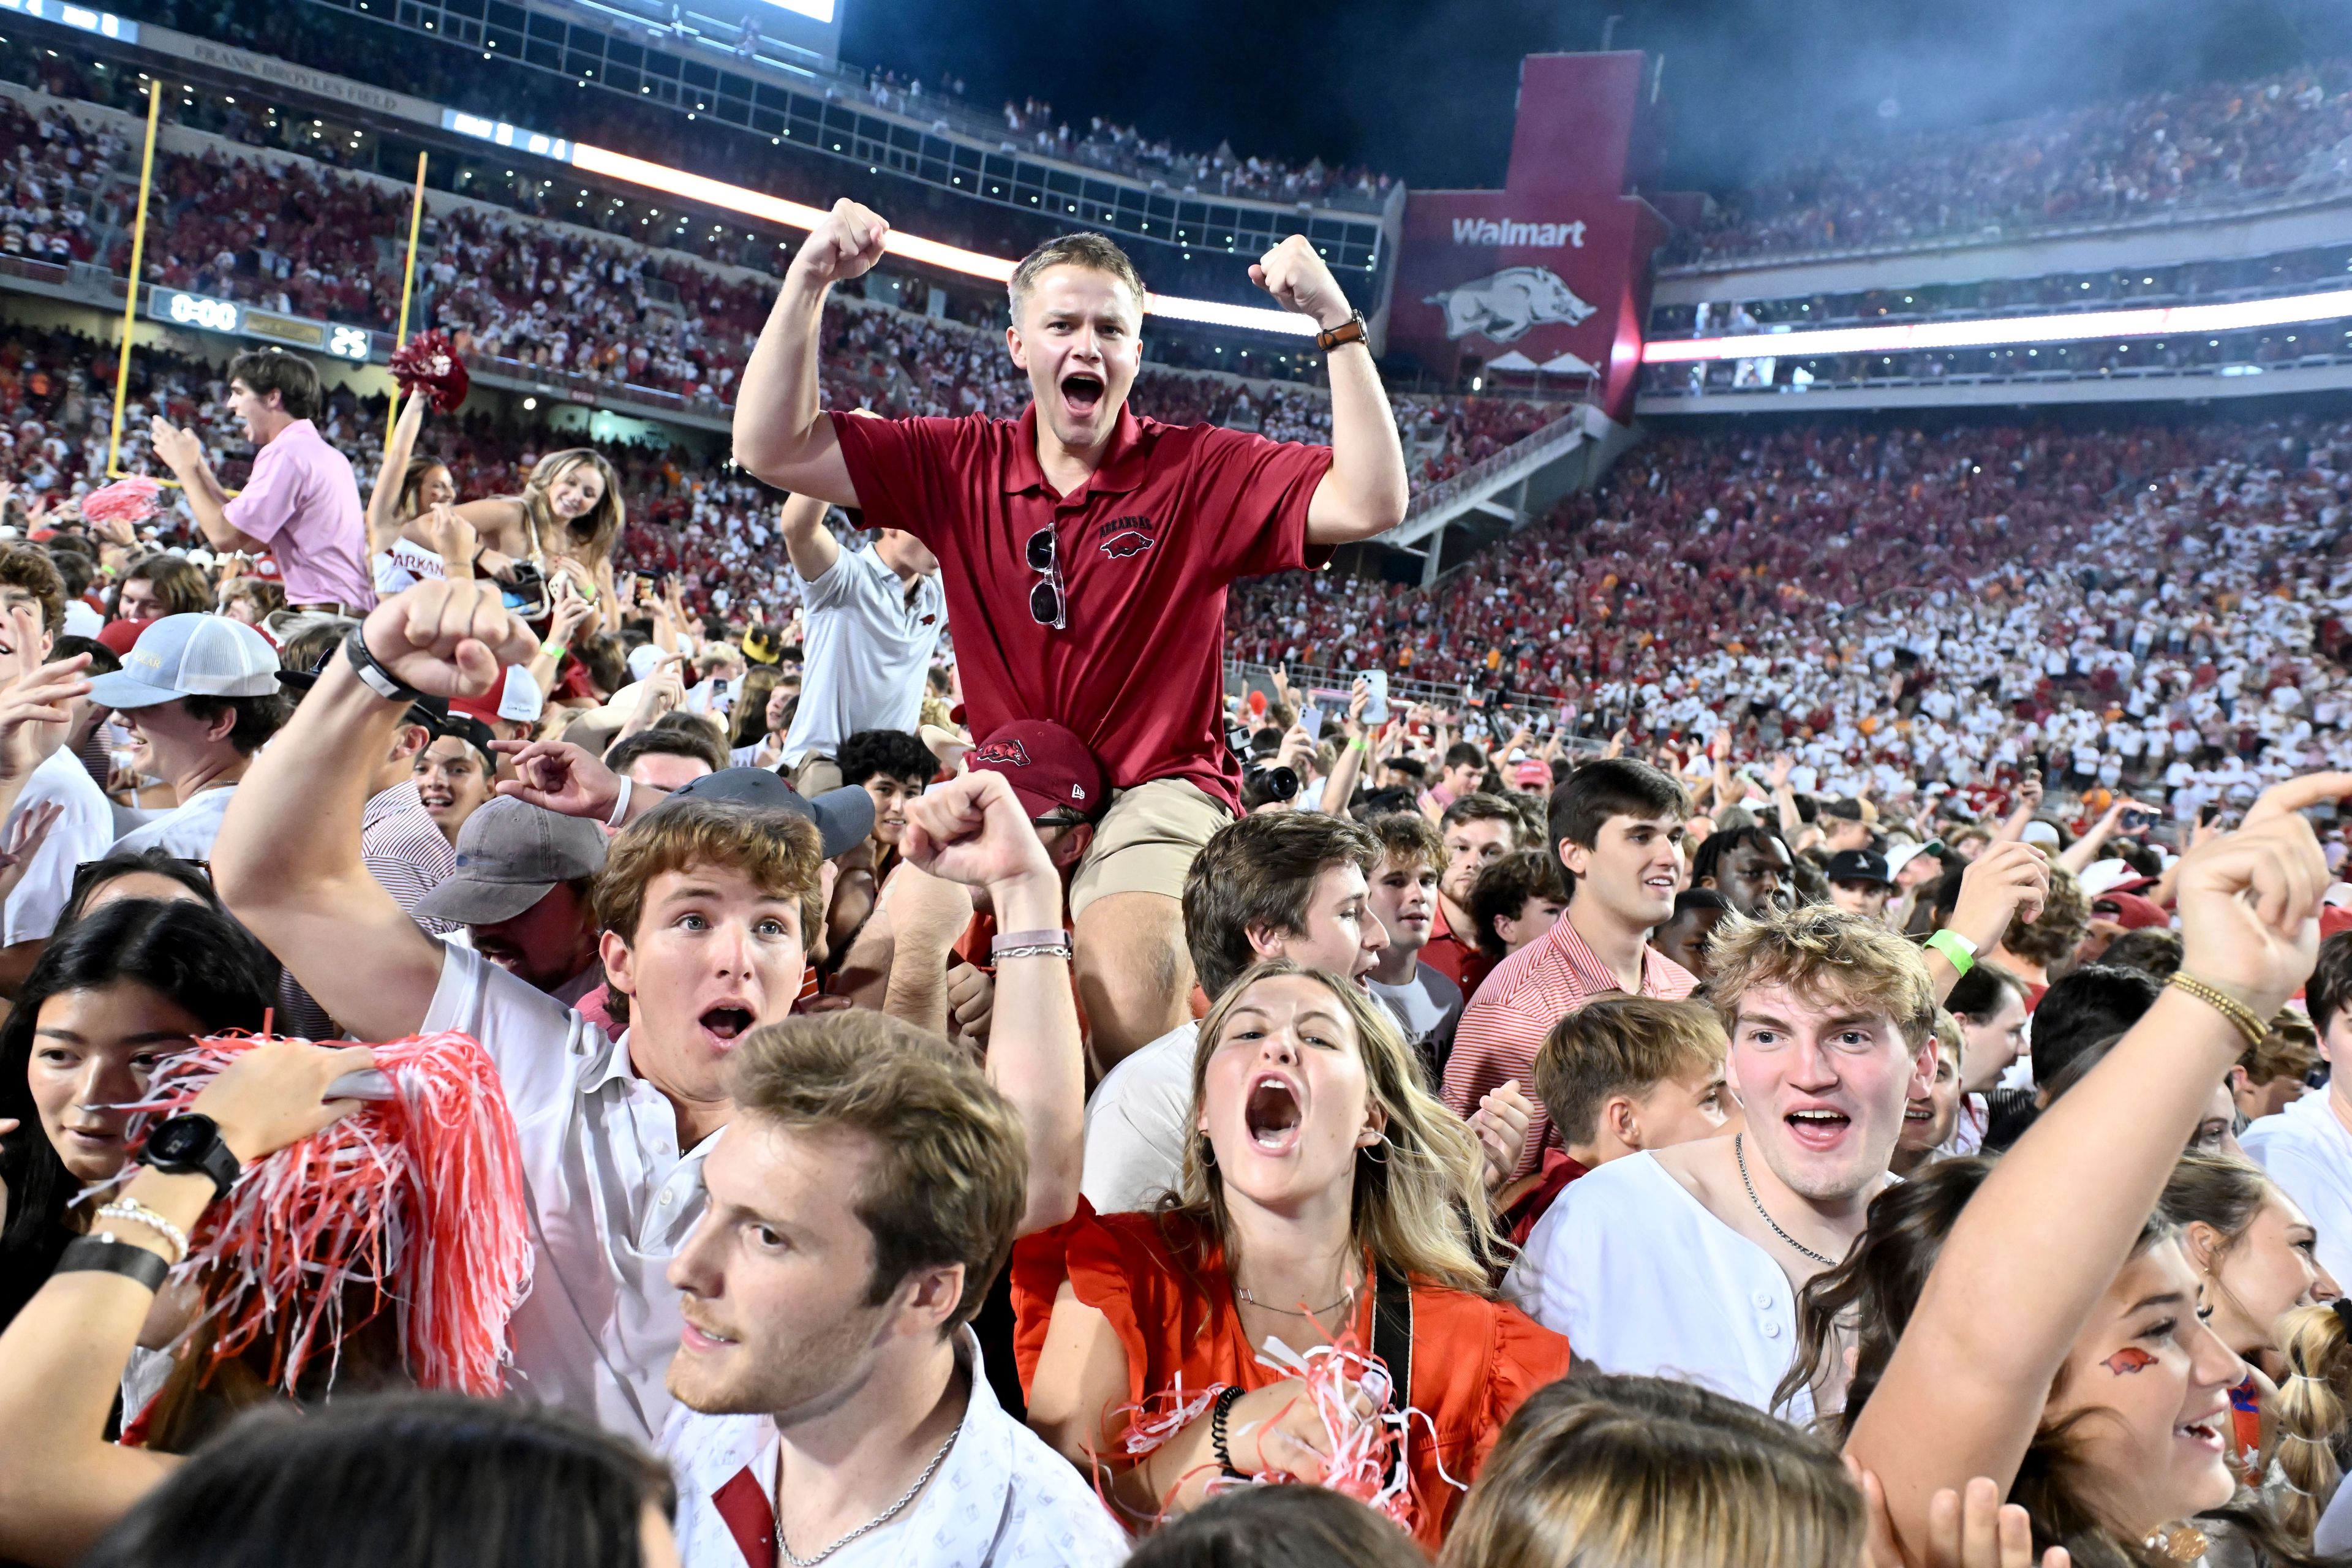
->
xmin=97 ymin=616 xmax=153 ymax=657
xmin=966 ymin=720 xmax=1109 ymax=823
xmin=2091 ymin=891 xmax=2169 ymax=931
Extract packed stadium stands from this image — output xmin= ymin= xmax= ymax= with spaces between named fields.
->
xmin=1228 ymin=410 xmax=2352 ymax=807
xmin=1670 ymin=56 xmax=2352 ymax=264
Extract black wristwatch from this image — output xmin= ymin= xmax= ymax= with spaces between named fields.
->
xmin=342 ymin=625 xmax=426 ymax=706
xmin=143 ymin=1113 xmax=241 ymax=1200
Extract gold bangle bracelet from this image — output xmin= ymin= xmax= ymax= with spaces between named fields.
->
xmin=2166 ymin=971 xmax=2267 ymax=1050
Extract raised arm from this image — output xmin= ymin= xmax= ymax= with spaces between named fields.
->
xmin=1923 ymin=840 xmax=2050 ymax=1005
xmin=368 ymin=390 xmax=431 ymax=557
xmin=216 ymin=582 xmax=537 ymax=1040
xmin=1248 ymin=236 xmax=1406 ymax=546
xmin=733 ymin=200 xmax=883 ymax=505
xmin=1847 ymin=772 xmax=2348 ymax=1555
xmin=0 ymin=1039 xmax=371 ymax=1567
xmin=2060 ymin=798 xmax=2157 ymax=876
xmin=901 ymin=769 xmax=1082 ymax=1237
xmin=146 ymin=420 xmax=262 ymax=554
xmin=777 ymin=492 xmax=842 ymax=583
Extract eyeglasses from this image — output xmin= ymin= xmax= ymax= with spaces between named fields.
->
xmin=1026 ymin=526 xmax=1066 ymax=630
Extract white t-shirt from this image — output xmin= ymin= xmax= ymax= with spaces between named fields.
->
xmin=1365 ymin=962 xmax=1462 ymax=1050
xmin=423 ymin=943 xmax=714 ymax=1442
xmin=2 ymin=745 xmax=118 ymax=944
xmin=1506 ymin=1151 xmax=1812 ymax=1420
xmin=2243 ymin=1089 xmax=2352 ymax=1288
xmin=110 ymin=783 xmax=238 ymax=859
xmin=782 ymin=546 xmax=943 ymax=766
xmin=1079 ymin=1019 xmax=1196 ymax=1215
xmin=62 ymin=600 xmax=101 ymax=639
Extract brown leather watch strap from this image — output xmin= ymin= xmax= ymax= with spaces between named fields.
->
xmin=1316 ymin=311 xmax=1367 ymax=352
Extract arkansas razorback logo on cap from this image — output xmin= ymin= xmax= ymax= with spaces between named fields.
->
xmin=970 ymin=738 xmax=1032 ymax=769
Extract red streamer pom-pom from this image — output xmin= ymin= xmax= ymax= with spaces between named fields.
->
xmin=80 ymin=475 xmax=161 ymax=527
xmin=119 ymin=1029 xmax=532 ymax=1402
xmin=389 ymin=330 xmax=472 ymax=414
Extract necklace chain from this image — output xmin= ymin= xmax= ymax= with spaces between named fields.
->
xmin=774 ymin=1423 xmax=960 ymax=1568
xmin=1735 ymin=1133 xmax=1839 ymax=1268
xmin=1234 ymin=1261 xmax=1363 ymax=1319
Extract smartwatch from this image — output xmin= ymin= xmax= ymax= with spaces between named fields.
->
xmin=143 ymin=1112 xmax=241 ymax=1200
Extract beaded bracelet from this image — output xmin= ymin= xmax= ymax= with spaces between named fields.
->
xmin=94 ymin=1199 xmax=189 ymax=1264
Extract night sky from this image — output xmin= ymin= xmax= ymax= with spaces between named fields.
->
xmin=834 ymin=0 xmax=2340 ymax=194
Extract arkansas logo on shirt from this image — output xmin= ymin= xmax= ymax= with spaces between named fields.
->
xmin=1098 ymin=514 xmax=1158 ymax=559
xmin=970 ymin=738 xmax=1031 ymax=769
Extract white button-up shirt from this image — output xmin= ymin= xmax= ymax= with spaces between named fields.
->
xmin=1506 ymin=1150 xmax=1812 ymax=1421
xmin=662 ymin=1329 xmax=1128 ymax=1568
xmin=424 ymin=943 xmax=713 ymax=1442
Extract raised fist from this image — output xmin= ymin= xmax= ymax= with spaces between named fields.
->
xmin=357 ymin=580 xmax=539 ymax=699
xmin=790 ymin=198 xmax=890 ymax=288
xmin=1249 ymin=234 xmax=1351 ymax=332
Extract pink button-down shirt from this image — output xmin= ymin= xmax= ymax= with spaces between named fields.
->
xmin=224 ymin=418 xmax=374 ymax=608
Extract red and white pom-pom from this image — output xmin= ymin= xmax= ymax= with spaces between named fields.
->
xmin=1112 ymin=1378 xmax=1227 ymax=1460
xmin=80 ymin=475 xmax=161 ymax=527
xmin=119 ymin=1029 xmax=532 ymax=1398
xmin=1202 ymin=1329 xmax=1465 ymax=1534
xmin=388 ymin=330 xmax=472 ymax=414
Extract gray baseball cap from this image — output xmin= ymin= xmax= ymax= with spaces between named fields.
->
xmin=414 ymin=797 xmax=609 ymax=926
xmin=649 ymin=768 xmax=875 ymax=859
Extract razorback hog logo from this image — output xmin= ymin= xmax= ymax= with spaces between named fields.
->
xmin=1425 ymin=265 xmax=1596 ymax=345
xmin=969 ymin=739 xmax=1031 ymax=769
xmin=1098 ymin=514 xmax=1158 ymax=560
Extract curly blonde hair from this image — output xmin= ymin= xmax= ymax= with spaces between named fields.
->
xmin=1703 ymin=903 xmax=1939 ymax=1050
xmin=1164 ymin=959 xmax=1504 ymax=1295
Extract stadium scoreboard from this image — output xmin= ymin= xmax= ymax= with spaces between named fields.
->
xmin=147 ymin=288 xmax=374 ymax=363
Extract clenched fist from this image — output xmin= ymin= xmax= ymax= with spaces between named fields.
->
xmin=1250 ymin=234 xmax=1352 ymax=332
xmin=788 ymin=198 xmax=891 ymax=290
xmin=357 ymin=580 xmax=540 ymax=699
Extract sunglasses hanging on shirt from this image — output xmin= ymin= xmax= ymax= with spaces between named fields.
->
xmin=1027 ymin=525 xmax=1066 ymax=629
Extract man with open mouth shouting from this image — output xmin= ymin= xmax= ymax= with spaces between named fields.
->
xmin=734 ymin=200 xmax=1410 ymax=1079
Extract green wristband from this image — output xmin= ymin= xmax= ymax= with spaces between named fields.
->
xmin=1925 ymin=929 xmax=1977 ymax=976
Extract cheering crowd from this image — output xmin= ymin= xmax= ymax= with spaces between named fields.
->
xmin=6 ymin=189 xmax=2352 ymax=1568
xmin=1675 ymin=55 xmax=2352 ymax=263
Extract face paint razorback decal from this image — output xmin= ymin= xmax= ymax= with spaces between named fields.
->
xmin=2103 ymin=1348 xmax=2156 ymax=1375
xmin=968 ymin=739 xmax=1031 ymax=769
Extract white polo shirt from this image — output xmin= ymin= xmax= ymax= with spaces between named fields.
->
xmin=423 ymin=943 xmax=712 ymax=1442
xmin=782 ymin=545 xmax=943 ymax=767
xmin=2 ymin=745 xmax=118 ymax=944
xmin=661 ymin=1329 xmax=1127 ymax=1568
xmin=2243 ymin=1089 xmax=2352 ymax=1288
xmin=1506 ymin=1151 xmax=1812 ymax=1421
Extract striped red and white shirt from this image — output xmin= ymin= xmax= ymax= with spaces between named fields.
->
xmin=1443 ymin=913 xmax=1696 ymax=1179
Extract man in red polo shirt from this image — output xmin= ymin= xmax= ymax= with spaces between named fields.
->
xmin=733 ymin=202 xmax=1409 ymax=1065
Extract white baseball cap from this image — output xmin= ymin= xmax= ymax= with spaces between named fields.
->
xmin=88 ymin=614 xmax=280 ymax=710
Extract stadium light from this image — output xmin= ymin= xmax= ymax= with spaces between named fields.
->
xmin=1643 ymin=288 xmax=2352 ymax=363
xmin=458 ymin=126 xmax=1320 ymax=337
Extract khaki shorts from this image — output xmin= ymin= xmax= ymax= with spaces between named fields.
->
xmin=1069 ymin=776 xmax=1232 ymax=918
xmin=791 ymin=755 xmax=845 ymax=796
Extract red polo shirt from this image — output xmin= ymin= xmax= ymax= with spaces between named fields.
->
xmin=832 ymin=403 xmax=1332 ymax=813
